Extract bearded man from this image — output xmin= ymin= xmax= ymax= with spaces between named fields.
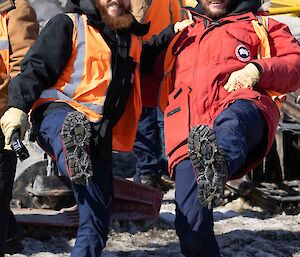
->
xmin=0 ymin=0 xmax=192 ymax=256
xmin=157 ymin=0 xmax=300 ymax=256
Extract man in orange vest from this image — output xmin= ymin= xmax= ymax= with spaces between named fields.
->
xmin=130 ymin=0 xmax=181 ymax=191
xmin=0 ymin=0 xmax=192 ymax=256
xmin=0 ymin=1 xmax=38 ymax=256
xmin=158 ymin=0 xmax=300 ymax=256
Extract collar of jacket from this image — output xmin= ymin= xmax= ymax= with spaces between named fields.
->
xmin=64 ymin=0 xmax=150 ymax=37
xmin=0 ymin=0 xmax=15 ymax=13
xmin=192 ymin=0 xmax=261 ymax=17
xmin=190 ymin=9 xmax=258 ymax=24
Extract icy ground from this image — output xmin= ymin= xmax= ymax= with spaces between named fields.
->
xmin=6 ymin=188 xmax=300 ymax=257
xmin=10 ymin=139 xmax=300 ymax=257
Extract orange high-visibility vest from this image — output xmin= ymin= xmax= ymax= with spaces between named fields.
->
xmin=32 ymin=13 xmax=143 ymax=151
xmin=142 ymin=0 xmax=182 ymax=41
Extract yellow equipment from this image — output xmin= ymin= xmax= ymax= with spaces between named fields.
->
xmin=269 ymin=0 xmax=300 ymax=16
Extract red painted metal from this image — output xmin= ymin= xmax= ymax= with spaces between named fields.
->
xmin=13 ymin=176 xmax=163 ymax=227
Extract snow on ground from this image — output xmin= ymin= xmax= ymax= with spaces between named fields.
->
xmin=12 ymin=144 xmax=300 ymax=257
xmin=6 ymin=188 xmax=300 ymax=257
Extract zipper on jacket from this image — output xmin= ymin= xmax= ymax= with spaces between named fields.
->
xmin=166 ymin=107 xmax=181 ymax=117
xmin=113 ymin=33 xmax=119 ymax=76
xmin=100 ymin=32 xmax=119 ymax=138
xmin=200 ymin=19 xmax=232 ymax=42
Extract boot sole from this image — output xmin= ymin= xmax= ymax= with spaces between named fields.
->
xmin=61 ymin=111 xmax=92 ymax=185
xmin=188 ymin=125 xmax=228 ymax=209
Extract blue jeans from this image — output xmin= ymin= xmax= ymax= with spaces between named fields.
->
xmin=36 ymin=109 xmax=113 ymax=257
xmin=133 ymin=106 xmax=168 ymax=179
xmin=156 ymin=107 xmax=168 ymax=175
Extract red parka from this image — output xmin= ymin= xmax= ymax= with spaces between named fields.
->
xmin=160 ymin=5 xmax=300 ymax=176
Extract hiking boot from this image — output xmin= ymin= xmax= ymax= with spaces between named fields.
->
xmin=160 ymin=175 xmax=175 ymax=191
xmin=136 ymin=174 xmax=174 ymax=193
xmin=188 ymin=125 xmax=228 ymax=209
xmin=5 ymin=236 xmax=24 ymax=254
xmin=61 ymin=111 xmax=93 ymax=185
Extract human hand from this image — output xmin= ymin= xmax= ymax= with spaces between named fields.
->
xmin=223 ymin=63 xmax=261 ymax=92
xmin=174 ymin=11 xmax=194 ymax=33
xmin=0 ymin=107 xmax=28 ymax=150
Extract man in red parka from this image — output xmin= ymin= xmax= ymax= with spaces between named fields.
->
xmin=159 ymin=0 xmax=300 ymax=256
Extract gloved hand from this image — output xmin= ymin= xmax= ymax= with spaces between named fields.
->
xmin=174 ymin=11 xmax=194 ymax=33
xmin=223 ymin=63 xmax=261 ymax=92
xmin=0 ymin=107 xmax=28 ymax=150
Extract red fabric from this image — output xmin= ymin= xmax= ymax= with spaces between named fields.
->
xmin=140 ymin=51 xmax=165 ymax=107
xmin=163 ymin=12 xmax=300 ymax=176
xmin=139 ymin=0 xmax=181 ymax=107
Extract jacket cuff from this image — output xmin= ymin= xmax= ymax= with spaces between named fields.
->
xmin=250 ymin=61 xmax=263 ymax=77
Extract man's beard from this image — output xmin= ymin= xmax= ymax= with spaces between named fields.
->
xmin=97 ymin=4 xmax=134 ymax=31
xmin=202 ymin=6 xmax=227 ymax=19
xmin=200 ymin=1 xmax=234 ymax=19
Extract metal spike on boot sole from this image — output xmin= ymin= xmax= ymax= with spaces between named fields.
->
xmin=61 ymin=111 xmax=93 ymax=185
xmin=188 ymin=125 xmax=228 ymax=209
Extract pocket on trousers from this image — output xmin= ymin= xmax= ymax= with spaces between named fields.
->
xmin=164 ymin=85 xmax=191 ymax=157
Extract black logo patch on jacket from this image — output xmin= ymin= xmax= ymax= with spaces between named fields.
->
xmin=235 ymin=44 xmax=251 ymax=62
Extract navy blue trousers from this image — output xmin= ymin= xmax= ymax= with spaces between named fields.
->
xmin=133 ymin=106 xmax=168 ymax=179
xmin=175 ymin=160 xmax=220 ymax=257
xmin=175 ymin=100 xmax=266 ymax=256
xmin=213 ymin=99 xmax=266 ymax=177
xmin=36 ymin=109 xmax=113 ymax=257
xmin=0 ymin=150 xmax=18 ymax=256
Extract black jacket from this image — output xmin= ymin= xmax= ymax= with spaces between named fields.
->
xmin=8 ymin=0 xmax=175 ymax=116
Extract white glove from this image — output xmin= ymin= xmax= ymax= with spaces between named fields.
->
xmin=223 ymin=63 xmax=261 ymax=92
xmin=174 ymin=11 xmax=194 ymax=33
xmin=0 ymin=107 xmax=28 ymax=149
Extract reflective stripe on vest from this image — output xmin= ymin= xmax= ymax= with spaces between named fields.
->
xmin=0 ymin=14 xmax=9 ymax=74
xmin=63 ymin=13 xmax=85 ymax=98
xmin=39 ymin=88 xmax=103 ymax=114
xmin=0 ymin=40 xmax=8 ymax=50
